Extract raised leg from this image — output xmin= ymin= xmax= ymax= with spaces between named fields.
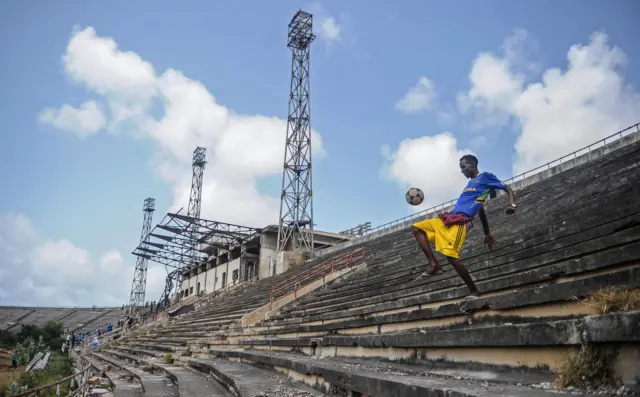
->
xmin=412 ymin=226 xmax=441 ymax=274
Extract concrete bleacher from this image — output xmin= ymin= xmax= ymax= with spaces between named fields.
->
xmin=0 ymin=306 xmax=123 ymax=335
xmin=96 ymin=137 xmax=639 ymax=396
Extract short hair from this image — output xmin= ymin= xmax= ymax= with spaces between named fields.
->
xmin=459 ymin=154 xmax=478 ymax=167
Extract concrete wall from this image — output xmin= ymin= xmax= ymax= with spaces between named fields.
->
xmin=180 ymin=256 xmax=244 ymax=297
xmin=259 ymin=231 xmax=278 ymax=279
xmin=315 ymin=128 xmax=640 ymax=259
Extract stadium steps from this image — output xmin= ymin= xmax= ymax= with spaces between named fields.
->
xmin=61 ymin=309 xmax=107 ymax=331
xmin=114 ymin=139 xmax=640 ymax=395
xmin=92 ymin=351 xmax=181 ymax=397
xmin=214 ymin=141 xmax=640 ymax=387
xmin=106 ymin=344 xmax=333 ymax=396
xmin=52 ymin=308 xmax=77 ymax=324
xmin=76 ymin=308 xmax=122 ymax=334
xmin=99 ymin=346 xmax=323 ymax=397
xmin=84 ymin=353 xmax=144 ymax=397
xmin=3 ymin=308 xmax=36 ymax=330
xmin=204 ymin=348 xmax=602 ymax=397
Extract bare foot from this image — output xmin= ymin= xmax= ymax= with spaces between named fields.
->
xmin=463 ymin=292 xmax=480 ymax=301
xmin=427 ymin=263 xmax=441 ymax=275
xmin=418 ymin=264 xmax=442 ymax=279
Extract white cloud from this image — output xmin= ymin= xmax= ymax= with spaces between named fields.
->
xmin=458 ymin=30 xmax=640 ymax=174
xmin=0 ymin=213 xmax=166 ymax=306
xmin=42 ymin=26 xmax=325 ymax=228
xmin=308 ymin=3 xmax=343 ymax=45
xmin=319 ymin=17 xmax=341 ymax=42
xmin=38 ymin=100 xmax=106 ymax=138
xmin=381 ymin=133 xmax=474 ymax=211
xmin=395 ymin=77 xmax=437 ymax=114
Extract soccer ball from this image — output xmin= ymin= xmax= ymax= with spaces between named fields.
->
xmin=405 ymin=187 xmax=424 ymax=206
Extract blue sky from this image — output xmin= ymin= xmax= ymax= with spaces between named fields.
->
xmin=1 ymin=0 xmax=639 ymax=306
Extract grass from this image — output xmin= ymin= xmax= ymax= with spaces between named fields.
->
xmin=163 ymin=353 xmax=174 ymax=364
xmin=585 ymin=287 xmax=640 ymax=315
xmin=554 ymin=344 xmax=617 ymax=388
xmin=0 ymin=352 xmax=73 ymax=396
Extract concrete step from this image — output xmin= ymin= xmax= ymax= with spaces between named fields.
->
xmin=85 ymin=353 xmax=144 ymax=397
xmin=186 ymin=356 xmax=324 ymax=397
xmin=92 ymin=351 xmax=179 ymax=397
xmin=101 ymin=349 xmax=233 ymax=397
xmin=206 ymin=348 xmax=607 ymax=397
xmin=249 ymin=267 xmax=640 ymax=337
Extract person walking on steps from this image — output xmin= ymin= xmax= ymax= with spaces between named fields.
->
xmin=412 ymin=154 xmax=517 ymax=299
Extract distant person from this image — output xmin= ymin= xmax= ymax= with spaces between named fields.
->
xmin=412 ymin=154 xmax=517 ymax=299
xmin=8 ymin=351 xmax=18 ymax=369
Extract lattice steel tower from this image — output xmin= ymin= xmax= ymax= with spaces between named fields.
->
xmin=129 ymin=197 xmax=155 ymax=308
xmin=180 ymin=146 xmax=207 ymax=291
xmin=277 ymin=10 xmax=316 ymax=257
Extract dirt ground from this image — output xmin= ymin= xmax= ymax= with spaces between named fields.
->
xmin=0 ymin=348 xmax=24 ymax=392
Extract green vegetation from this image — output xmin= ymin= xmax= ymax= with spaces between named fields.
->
xmin=0 ymin=321 xmax=64 ymax=351
xmin=1 ymin=322 xmax=74 ymax=396
xmin=2 ymin=355 xmax=74 ymax=396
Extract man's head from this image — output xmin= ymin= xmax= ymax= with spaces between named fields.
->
xmin=459 ymin=154 xmax=479 ymax=179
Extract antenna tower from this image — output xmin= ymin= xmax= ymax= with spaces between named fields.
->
xmin=129 ymin=197 xmax=155 ymax=309
xmin=276 ymin=9 xmax=316 ymax=256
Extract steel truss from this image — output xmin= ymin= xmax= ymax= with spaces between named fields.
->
xmin=276 ymin=9 xmax=316 ymax=257
xmin=132 ymin=212 xmax=261 ymax=306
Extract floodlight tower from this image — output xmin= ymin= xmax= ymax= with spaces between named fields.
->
xmin=179 ymin=146 xmax=207 ymax=292
xmin=276 ymin=10 xmax=316 ymax=257
xmin=129 ymin=197 xmax=155 ymax=309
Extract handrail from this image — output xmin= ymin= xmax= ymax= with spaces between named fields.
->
xmin=358 ymin=122 xmax=640 ymax=238
xmin=11 ymin=356 xmax=93 ymax=397
xmin=270 ymin=247 xmax=365 ymax=303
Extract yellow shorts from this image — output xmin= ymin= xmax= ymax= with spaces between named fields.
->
xmin=413 ymin=217 xmax=467 ymax=259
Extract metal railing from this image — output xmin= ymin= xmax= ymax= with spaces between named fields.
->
xmin=270 ymin=247 xmax=365 ymax=307
xmin=359 ymin=122 xmax=640 ymax=238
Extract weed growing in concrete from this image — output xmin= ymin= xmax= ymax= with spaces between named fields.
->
xmin=554 ymin=344 xmax=616 ymax=388
xmin=163 ymin=353 xmax=174 ymax=364
xmin=585 ymin=287 xmax=640 ymax=315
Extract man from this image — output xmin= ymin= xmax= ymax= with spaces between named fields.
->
xmin=412 ymin=154 xmax=517 ymax=298
xmin=8 ymin=350 xmax=18 ymax=369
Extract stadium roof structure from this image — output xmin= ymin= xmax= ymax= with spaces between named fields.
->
xmin=132 ymin=212 xmax=262 ymax=271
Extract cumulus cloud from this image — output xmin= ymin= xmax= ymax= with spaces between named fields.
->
xmin=42 ymin=26 xmax=325 ymax=228
xmin=308 ymin=3 xmax=343 ymax=45
xmin=381 ymin=133 xmax=473 ymax=211
xmin=0 ymin=213 xmax=166 ymax=306
xmin=319 ymin=17 xmax=341 ymax=42
xmin=395 ymin=77 xmax=437 ymax=114
xmin=38 ymin=101 xmax=106 ymax=138
xmin=458 ymin=30 xmax=640 ymax=174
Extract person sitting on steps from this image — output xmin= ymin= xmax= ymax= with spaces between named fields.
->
xmin=412 ymin=154 xmax=517 ymax=299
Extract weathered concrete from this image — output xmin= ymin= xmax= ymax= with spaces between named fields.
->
xmin=241 ymin=262 xmax=364 ymax=327
xmin=207 ymin=349 xmax=604 ymax=397
xmin=92 ymin=352 xmax=179 ymax=397
xmin=187 ymin=357 xmax=325 ymax=397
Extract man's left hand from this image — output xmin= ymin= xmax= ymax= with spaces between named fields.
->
xmin=505 ymin=204 xmax=516 ymax=215
xmin=484 ymin=234 xmax=498 ymax=251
